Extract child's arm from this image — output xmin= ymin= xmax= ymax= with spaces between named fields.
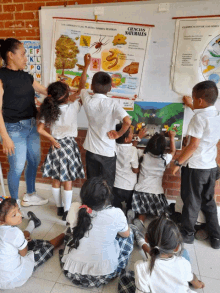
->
xmin=132 ymin=127 xmax=148 ymax=147
xmin=37 ymin=122 xmax=61 ymax=149
xmin=132 ymin=167 xmax=139 ymax=173
xmin=183 ymin=96 xmax=194 ymax=111
xmin=19 ymin=245 xmax=28 ymax=257
xmin=190 ymin=274 xmax=205 ymax=289
xmin=168 ymin=130 xmax=176 ymax=158
xmin=108 ymin=116 xmax=131 ymax=139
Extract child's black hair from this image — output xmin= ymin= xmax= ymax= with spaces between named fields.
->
xmin=0 ymin=198 xmax=17 ymax=222
xmin=193 ymin=80 xmax=218 ymax=105
xmin=68 ymin=177 xmax=113 ymax=250
xmin=115 ymin=123 xmax=130 ymax=144
xmin=0 ymin=38 xmax=22 ymax=65
xmin=38 ymin=81 xmax=69 ymax=126
xmin=92 ymin=71 xmax=112 ymax=94
xmin=140 ymin=133 xmax=166 ymax=165
xmin=147 ymin=214 xmax=183 ymax=274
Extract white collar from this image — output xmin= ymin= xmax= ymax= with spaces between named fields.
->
xmin=116 ymin=143 xmax=132 ymax=147
xmin=194 ymin=105 xmax=217 ymax=114
xmin=92 ymin=93 xmax=108 ymax=99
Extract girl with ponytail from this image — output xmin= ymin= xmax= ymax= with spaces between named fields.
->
xmin=128 ymin=131 xmax=176 ymax=231
xmin=59 ymin=177 xmax=134 ymax=288
xmin=119 ymin=214 xmax=205 ymax=292
xmin=37 ymin=54 xmax=91 ymax=221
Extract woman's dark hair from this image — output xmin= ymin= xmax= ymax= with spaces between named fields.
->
xmin=0 ymin=38 xmax=22 ymax=65
xmin=147 ymin=214 xmax=183 ymax=274
xmin=68 ymin=177 xmax=112 ymax=250
xmin=115 ymin=123 xmax=130 ymax=144
xmin=38 ymin=81 xmax=69 ymax=126
xmin=140 ymin=133 xmax=166 ymax=165
xmin=0 ymin=198 xmax=17 ymax=222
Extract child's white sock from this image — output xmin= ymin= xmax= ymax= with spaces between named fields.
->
xmin=52 ymin=187 xmax=63 ymax=207
xmin=25 ymin=220 xmax=35 ymax=234
xmin=63 ymin=190 xmax=73 ymax=212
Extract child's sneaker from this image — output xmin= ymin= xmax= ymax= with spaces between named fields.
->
xmin=131 ymin=224 xmax=146 ymax=248
xmin=27 ymin=211 xmax=41 ymax=228
xmin=21 ymin=193 xmax=48 ymax=207
xmin=134 ymin=218 xmax=145 ymax=234
xmin=127 ymin=209 xmax=135 ymax=225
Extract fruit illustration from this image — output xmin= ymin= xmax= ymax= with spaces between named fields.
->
xmin=123 ymin=62 xmax=139 ymax=75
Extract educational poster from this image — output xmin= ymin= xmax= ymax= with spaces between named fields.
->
xmin=171 ymin=18 xmax=220 ymax=96
xmin=50 ymin=18 xmax=151 ymax=100
xmin=22 ymin=40 xmax=43 ymax=106
xmin=127 ymin=102 xmax=185 ymax=149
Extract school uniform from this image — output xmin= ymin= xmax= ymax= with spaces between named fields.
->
xmin=41 ymin=101 xmax=85 ymax=182
xmin=113 ymin=143 xmax=138 ymax=209
xmin=181 ymin=106 xmax=220 ymax=239
xmin=132 ymin=152 xmax=172 ymax=216
xmin=80 ymin=89 xmax=128 ymax=187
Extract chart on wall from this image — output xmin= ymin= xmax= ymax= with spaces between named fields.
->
xmin=127 ymin=102 xmax=185 ymax=150
xmin=50 ymin=18 xmax=152 ymax=101
xmin=171 ymin=18 xmax=220 ymax=96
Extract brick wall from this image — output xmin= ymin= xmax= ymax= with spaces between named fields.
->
xmin=0 ymin=0 xmax=220 ymax=204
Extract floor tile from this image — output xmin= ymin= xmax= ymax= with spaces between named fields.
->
xmin=18 ymin=219 xmax=54 ymax=240
xmin=102 ymin=277 xmax=119 ymax=293
xmin=43 ymin=223 xmax=66 ymax=241
xmin=51 ymin=282 xmax=102 ymax=293
xmin=184 ymin=243 xmax=200 ymax=276
xmin=201 ymin=276 xmax=220 ymax=293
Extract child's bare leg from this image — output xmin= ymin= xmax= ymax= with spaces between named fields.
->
xmin=49 ymin=233 xmax=65 ymax=248
xmin=52 ymin=179 xmax=61 ymax=188
xmin=138 ymin=214 xmax=147 ymax=223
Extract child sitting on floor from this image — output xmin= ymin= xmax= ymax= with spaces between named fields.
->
xmin=0 ymin=198 xmax=64 ymax=289
xmin=118 ymin=214 xmax=205 ymax=293
xmin=59 ymin=177 xmax=134 ymax=288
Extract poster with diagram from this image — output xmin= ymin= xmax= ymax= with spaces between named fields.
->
xmin=50 ymin=18 xmax=152 ymax=100
xmin=127 ymin=102 xmax=185 ymax=150
xmin=171 ymin=18 xmax=220 ymax=96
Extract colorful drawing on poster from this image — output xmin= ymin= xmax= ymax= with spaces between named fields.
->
xmin=22 ymin=40 xmax=42 ymax=107
xmin=127 ymin=102 xmax=185 ymax=149
xmin=50 ymin=19 xmax=151 ymax=100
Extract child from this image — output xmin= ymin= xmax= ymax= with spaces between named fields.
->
xmin=118 ymin=214 xmax=205 ymax=293
xmin=80 ymin=71 xmax=131 ymax=188
xmin=37 ymin=54 xmax=91 ymax=221
xmin=130 ymin=131 xmax=176 ymax=231
xmin=171 ymin=80 xmax=220 ymax=249
xmin=0 ymin=198 xmax=64 ymax=289
xmin=113 ymin=124 xmax=146 ymax=211
xmin=59 ymin=177 xmax=134 ymax=288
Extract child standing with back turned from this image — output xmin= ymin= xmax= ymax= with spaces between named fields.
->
xmin=37 ymin=54 xmax=91 ymax=221
xmin=80 ymin=71 xmax=131 ymax=188
xmin=171 ymin=80 xmax=220 ymax=249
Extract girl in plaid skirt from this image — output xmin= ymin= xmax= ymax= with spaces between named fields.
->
xmin=37 ymin=54 xmax=91 ymax=221
xmin=129 ymin=131 xmax=176 ymax=232
xmin=59 ymin=177 xmax=134 ymax=288
xmin=0 ymin=198 xmax=64 ymax=289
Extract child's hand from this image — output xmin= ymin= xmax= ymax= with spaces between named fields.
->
xmin=23 ymin=231 xmax=32 ymax=242
xmin=183 ymin=96 xmax=193 ymax=107
xmin=51 ymin=138 xmax=61 ymax=149
xmin=84 ymin=53 xmax=91 ymax=67
xmin=168 ymin=130 xmax=176 ymax=138
xmin=138 ymin=127 xmax=148 ymax=139
xmin=170 ymin=164 xmax=180 ymax=175
xmin=196 ymin=280 xmax=205 ymax=289
xmin=107 ymin=130 xmax=119 ymax=140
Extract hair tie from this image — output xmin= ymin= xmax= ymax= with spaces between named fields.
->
xmin=154 ymin=246 xmax=160 ymax=251
xmin=79 ymin=205 xmax=92 ymax=214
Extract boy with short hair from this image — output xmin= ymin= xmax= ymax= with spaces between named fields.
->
xmin=171 ymin=80 xmax=220 ymax=249
xmin=81 ymin=71 xmax=131 ymax=188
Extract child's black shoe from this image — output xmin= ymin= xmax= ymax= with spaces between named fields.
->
xmin=181 ymin=231 xmax=194 ymax=244
xmin=57 ymin=207 xmax=64 ymax=216
xmin=62 ymin=211 xmax=68 ymax=221
xmin=210 ymin=237 xmax=220 ymax=249
xmin=27 ymin=211 xmax=41 ymax=228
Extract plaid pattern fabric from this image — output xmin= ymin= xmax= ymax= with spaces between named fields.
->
xmin=132 ymin=191 xmax=168 ymax=216
xmin=28 ymin=239 xmax=54 ymax=270
xmin=118 ymin=271 xmax=136 ymax=293
xmin=59 ymin=227 xmax=134 ymax=288
xmin=42 ymin=137 xmax=85 ymax=182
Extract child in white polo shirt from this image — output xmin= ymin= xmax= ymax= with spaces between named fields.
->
xmin=81 ymin=72 xmax=131 ymax=188
xmin=171 ymin=80 xmax=220 ymax=249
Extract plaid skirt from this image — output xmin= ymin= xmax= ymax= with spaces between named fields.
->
xmin=59 ymin=226 xmax=134 ymax=288
xmin=118 ymin=271 xmax=136 ymax=293
xmin=28 ymin=239 xmax=54 ymax=270
xmin=42 ymin=137 xmax=85 ymax=182
xmin=132 ymin=191 xmax=168 ymax=216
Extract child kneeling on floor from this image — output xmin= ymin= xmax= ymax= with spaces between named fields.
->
xmin=118 ymin=214 xmax=205 ymax=293
xmin=0 ymin=198 xmax=64 ymax=290
xmin=59 ymin=177 xmax=134 ymax=288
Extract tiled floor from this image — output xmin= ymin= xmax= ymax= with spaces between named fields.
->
xmin=1 ymin=182 xmax=220 ymax=293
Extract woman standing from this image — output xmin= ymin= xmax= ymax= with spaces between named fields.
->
xmin=0 ymin=38 xmax=48 ymax=206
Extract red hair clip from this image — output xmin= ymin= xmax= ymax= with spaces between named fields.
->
xmin=79 ymin=205 xmax=92 ymax=214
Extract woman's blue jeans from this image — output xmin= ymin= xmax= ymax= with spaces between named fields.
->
xmin=5 ymin=118 xmax=41 ymax=199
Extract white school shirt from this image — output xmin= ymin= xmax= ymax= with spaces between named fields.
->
xmin=62 ymin=202 xmax=128 ymax=276
xmin=81 ymin=89 xmax=128 ymax=157
xmin=135 ymin=257 xmax=194 ymax=293
xmin=40 ymin=100 xmax=81 ymax=139
xmin=0 ymin=226 xmax=35 ymax=289
xmin=114 ymin=143 xmax=139 ymax=190
xmin=184 ymin=106 xmax=220 ymax=169
xmin=135 ymin=152 xmax=172 ymax=194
